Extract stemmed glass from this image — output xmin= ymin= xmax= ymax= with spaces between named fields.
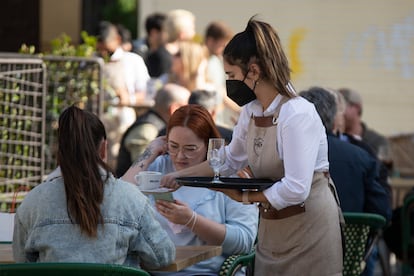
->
xmin=207 ymin=138 xmax=226 ymax=183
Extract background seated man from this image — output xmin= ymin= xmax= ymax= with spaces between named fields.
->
xmin=116 ymin=83 xmax=190 ymax=176
xmin=300 ymin=87 xmax=391 ymax=220
xmin=300 ymin=86 xmax=392 ymax=276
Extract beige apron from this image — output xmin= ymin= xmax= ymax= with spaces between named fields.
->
xmin=247 ymin=97 xmax=343 ymax=276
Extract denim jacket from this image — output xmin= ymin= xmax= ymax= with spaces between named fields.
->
xmin=13 ymin=167 xmax=175 ymax=270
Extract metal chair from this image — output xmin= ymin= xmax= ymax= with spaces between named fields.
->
xmin=220 ymin=212 xmax=388 ymax=276
xmin=219 ymin=250 xmax=255 ymax=276
xmin=0 ymin=263 xmax=150 ymax=276
xmin=401 ymin=193 xmax=414 ymax=275
xmin=342 ymin=212 xmax=386 ymax=276
xmin=219 ymin=231 xmax=257 ymax=276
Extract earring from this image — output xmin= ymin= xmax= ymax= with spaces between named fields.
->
xmin=253 ymin=80 xmax=259 ymax=90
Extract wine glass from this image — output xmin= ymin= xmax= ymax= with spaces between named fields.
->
xmin=207 ymin=138 xmax=226 ymax=183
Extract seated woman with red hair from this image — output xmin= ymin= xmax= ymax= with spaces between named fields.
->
xmin=123 ymin=104 xmax=258 ymax=275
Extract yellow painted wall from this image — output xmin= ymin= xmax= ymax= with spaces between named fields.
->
xmin=140 ymin=0 xmax=414 ymax=136
xmin=40 ymin=0 xmax=81 ymax=51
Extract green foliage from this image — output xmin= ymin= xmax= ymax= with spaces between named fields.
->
xmin=49 ymin=33 xmax=75 ymax=56
xmin=19 ymin=44 xmax=36 ymax=55
xmin=19 ymin=31 xmax=97 ymax=58
xmin=15 ymin=31 xmax=103 ymax=175
xmin=101 ymin=0 xmax=137 ymax=38
xmin=48 ymin=31 xmax=97 ymax=57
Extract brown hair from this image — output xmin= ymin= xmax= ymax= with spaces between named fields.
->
xmin=167 ymin=104 xmax=221 ymax=156
xmin=205 ymin=21 xmax=233 ymax=41
xmin=57 ymin=105 xmax=111 ymax=237
xmin=223 ymin=17 xmax=296 ymax=98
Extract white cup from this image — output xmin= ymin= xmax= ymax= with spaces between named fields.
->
xmin=135 ymin=171 xmax=162 ymax=190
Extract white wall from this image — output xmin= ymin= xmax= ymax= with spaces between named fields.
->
xmin=139 ymin=0 xmax=414 ymax=136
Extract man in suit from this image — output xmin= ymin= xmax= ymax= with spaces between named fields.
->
xmin=300 ymin=87 xmax=391 ymax=219
xmin=338 ymin=87 xmax=393 ymax=173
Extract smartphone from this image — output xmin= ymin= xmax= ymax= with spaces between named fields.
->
xmin=153 ymin=192 xmax=175 ymax=202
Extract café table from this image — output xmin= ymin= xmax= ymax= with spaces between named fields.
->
xmin=0 ymin=243 xmax=222 ymax=272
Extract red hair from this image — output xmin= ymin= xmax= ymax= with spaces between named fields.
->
xmin=167 ymin=104 xmax=221 ymax=148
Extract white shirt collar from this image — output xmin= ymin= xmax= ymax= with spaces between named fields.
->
xmin=249 ymin=94 xmax=284 ymax=117
xmin=110 ymin=47 xmax=125 ymax=61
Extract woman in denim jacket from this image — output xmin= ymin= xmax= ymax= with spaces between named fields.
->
xmin=13 ymin=105 xmax=175 ymax=270
xmin=123 ymin=105 xmax=258 ymax=275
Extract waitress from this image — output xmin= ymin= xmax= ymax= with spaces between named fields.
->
xmin=161 ymin=17 xmax=343 ymax=275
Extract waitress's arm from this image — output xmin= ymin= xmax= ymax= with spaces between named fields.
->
xmin=159 ymin=160 xmax=214 ymax=189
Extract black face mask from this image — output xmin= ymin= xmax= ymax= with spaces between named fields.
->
xmin=226 ymin=74 xmax=256 ymax=107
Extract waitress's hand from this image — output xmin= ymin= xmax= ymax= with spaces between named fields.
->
xmin=160 ymin=171 xmax=181 ymax=190
xmin=155 ymin=199 xmax=193 ymax=225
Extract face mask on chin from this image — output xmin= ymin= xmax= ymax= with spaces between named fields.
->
xmin=226 ymin=72 xmax=257 ymax=106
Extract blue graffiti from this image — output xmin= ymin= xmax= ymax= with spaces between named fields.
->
xmin=344 ymin=13 xmax=414 ymax=79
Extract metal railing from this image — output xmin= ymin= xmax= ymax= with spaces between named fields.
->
xmin=0 ymin=58 xmax=46 ymax=211
xmin=0 ymin=54 xmax=105 ymax=211
xmin=41 ymin=55 xmax=104 ymax=173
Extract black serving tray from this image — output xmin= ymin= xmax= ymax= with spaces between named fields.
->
xmin=175 ymin=177 xmax=275 ymax=191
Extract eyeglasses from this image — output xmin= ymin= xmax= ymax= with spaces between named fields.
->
xmin=168 ymin=142 xmax=204 ymax=159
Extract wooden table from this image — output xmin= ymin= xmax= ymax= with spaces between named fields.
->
xmin=0 ymin=243 xmax=222 ymax=272
xmin=0 ymin=243 xmax=12 ymax=264
xmin=156 ymin=245 xmax=222 ymax=271
xmin=390 ymin=177 xmax=414 ymax=208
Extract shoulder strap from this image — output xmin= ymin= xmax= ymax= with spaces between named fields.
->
xmin=252 ymin=96 xmax=289 ymax=127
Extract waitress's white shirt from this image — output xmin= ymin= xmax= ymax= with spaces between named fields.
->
xmin=222 ymin=94 xmax=329 ymax=210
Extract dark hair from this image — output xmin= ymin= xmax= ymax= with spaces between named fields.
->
xmin=117 ymin=24 xmax=131 ymax=44
xmin=97 ymin=21 xmax=118 ymax=43
xmin=145 ymin=13 xmax=166 ymax=34
xmin=223 ymin=17 xmax=295 ymax=98
xmin=299 ymin=87 xmax=337 ymax=132
xmin=57 ymin=105 xmax=111 ymax=237
xmin=167 ymin=105 xmax=221 ymax=154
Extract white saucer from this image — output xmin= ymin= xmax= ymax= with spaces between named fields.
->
xmin=140 ymin=187 xmax=174 ymax=194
